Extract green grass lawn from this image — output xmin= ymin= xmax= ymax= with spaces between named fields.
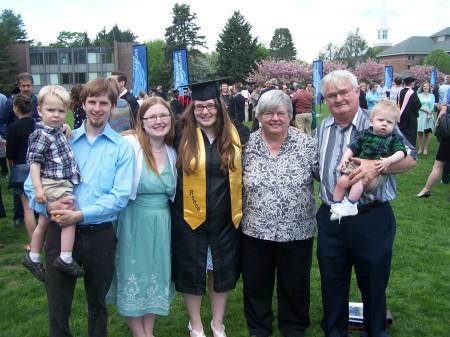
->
xmin=0 ymin=106 xmax=449 ymax=336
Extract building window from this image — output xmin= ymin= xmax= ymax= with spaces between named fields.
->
xmin=60 ymin=52 xmax=72 ymax=65
xmin=60 ymin=73 xmax=71 ymax=84
xmin=88 ymin=72 xmax=101 ymax=80
xmin=49 ymin=74 xmax=59 ymax=85
xmin=30 ymin=53 xmax=43 ymax=65
xmin=382 ymin=31 xmax=387 ymax=39
xmin=408 ymin=55 xmax=415 ymax=60
xmin=88 ymin=52 xmax=99 ymax=63
xmin=45 ymin=53 xmax=58 ymax=65
xmin=407 ymin=65 xmax=411 ymax=70
xmin=102 ymin=51 xmax=114 ymax=63
xmin=74 ymin=72 xmax=86 ymax=83
xmin=32 ymin=74 xmax=43 ymax=86
xmin=74 ymin=51 xmax=86 ymax=64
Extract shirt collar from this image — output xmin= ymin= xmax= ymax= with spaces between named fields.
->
xmin=72 ymin=121 xmax=122 ymax=144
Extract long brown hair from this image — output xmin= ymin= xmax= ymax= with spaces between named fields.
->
xmin=123 ymin=97 xmax=175 ymax=175
xmin=177 ymin=97 xmax=241 ymax=175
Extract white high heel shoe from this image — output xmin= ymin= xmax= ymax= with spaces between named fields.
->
xmin=211 ymin=320 xmax=227 ymax=337
xmin=188 ymin=321 xmax=206 ymax=337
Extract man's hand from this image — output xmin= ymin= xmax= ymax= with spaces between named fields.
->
xmin=348 ymin=157 xmax=379 ymax=187
xmin=47 ymin=199 xmax=78 ymax=227
xmin=50 ymin=209 xmax=83 ymax=227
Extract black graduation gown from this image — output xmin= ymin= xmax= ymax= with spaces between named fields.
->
xmin=170 ymin=121 xmax=249 ymax=295
xmin=398 ymin=87 xmax=421 ymax=147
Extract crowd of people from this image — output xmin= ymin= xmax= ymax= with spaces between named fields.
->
xmin=0 ymin=68 xmax=448 ymax=337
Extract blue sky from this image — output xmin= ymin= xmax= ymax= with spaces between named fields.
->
xmin=6 ymin=0 xmax=448 ymax=62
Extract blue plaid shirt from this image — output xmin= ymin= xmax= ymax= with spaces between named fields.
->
xmin=27 ymin=122 xmax=81 ymax=184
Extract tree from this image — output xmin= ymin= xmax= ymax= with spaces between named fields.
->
xmin=49 ymin=31 xmax=90 ymax=47
xmin=216 ymin=11 xmax=261 ymax=83
xmin=246 ymin=59 xmax=311 ymax=85
xmin=146 ymin=39 xmax=168 ymax=89
xmin=164 ymin=3 xmax=208 ymax=87
xmin=353 ymin=60 xmax=385 ymax=83
xmin=0 ymin=9 xmax=31 ymax=93
xmin=423 ymin=49 xmax=450 ymax=74
xmin=189 ymin=52 xmax=218 ymax=83
xmin=364 ymin=47 xmax=382 ymax=63
xmin=92 ymin=24 xmax=138 ymax=46
xmin=0 ymin=9 xmax=32 ymax=44
xmin=408 ymin=65 xmax=446 ymax=84
xmin=269 ymin=28 xmax=297 ymax=61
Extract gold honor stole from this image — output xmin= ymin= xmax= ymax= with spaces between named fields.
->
xmin=183 ymin=126 xmax=242 ymax=230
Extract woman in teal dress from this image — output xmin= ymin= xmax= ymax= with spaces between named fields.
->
xmin=107 ymin=97 xmax=177 ymax=337
xmin=417 ymin=82 xmax=435 ymax=154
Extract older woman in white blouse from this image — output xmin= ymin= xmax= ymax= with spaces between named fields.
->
xmin=241 ymin=89 xmax=319 ymax=337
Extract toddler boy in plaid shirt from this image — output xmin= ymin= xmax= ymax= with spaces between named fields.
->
xmin=331 ymin=100 xmax=407 ymax=221
xmin=22 ymin=85 xmax=83 ymax=281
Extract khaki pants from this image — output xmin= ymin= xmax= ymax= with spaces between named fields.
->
xmin=41 ymin=177 xmax=75 ymax=202
xmin=294 ymin=113 xmax=312 ymax=136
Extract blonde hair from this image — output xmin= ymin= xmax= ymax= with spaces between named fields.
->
xmin=38 ymin=85 xmax=70 ymax=109
xmin=370 ymin=100 xmax=400 ymax=123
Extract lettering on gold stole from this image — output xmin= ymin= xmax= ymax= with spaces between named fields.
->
xmin=189 ymin=190 xmax=200 ymax=212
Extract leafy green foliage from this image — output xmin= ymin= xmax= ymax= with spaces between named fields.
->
xmin=269 ymin=28 xmax=297 ymax=61
xmin=423 ymin=49 xmax=450 ymax=74
xmin=216 ymin=11 xmax=261 ymax=84
xmin=146 ymin=39 xmax=167 ymax=89
xmin=49 ymin=31 xmax=91 ymax=47
xmin=0 ymin=9 xmax=32 ymax=44
xmin=92 ymin=24 xmax=138 ymax=46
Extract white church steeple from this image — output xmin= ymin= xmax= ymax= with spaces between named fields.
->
xmin=374 ymin=0 xmax=392 ymax=49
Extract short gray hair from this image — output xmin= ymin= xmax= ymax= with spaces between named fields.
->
xmin=256 ymin=89 xmax=293 ymax=119
xmin=320 ymin=70 xmax=358 ymax=97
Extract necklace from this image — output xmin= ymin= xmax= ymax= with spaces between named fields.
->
xmin=152 ymin=146 xmax=164 ymax=153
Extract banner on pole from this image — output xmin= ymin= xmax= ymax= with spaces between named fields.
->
xmin=430 ymin=69 xmax=437 ymax=86
xmin=312 ymin=60 xmax=323 ymax=104
xmin=173 ymin=49 xmax=189 ymax=90
xmin=132 ymin=44 xmax=148 ymax=95
xmin=384 ymin=66 xmax=393 ymax=89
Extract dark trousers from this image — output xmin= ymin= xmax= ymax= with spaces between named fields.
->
xmin=242 ymin=234 xmax=313 ymax=337
xmin=13 ymin=188 xmax=24 ymax=220
xmin=316 ymin=202 xmax=395 ymax=337
xmin=0 ymin=157 xmax=8 ymax=176
xmin=45 ymin=222 xmax=116 ymax=337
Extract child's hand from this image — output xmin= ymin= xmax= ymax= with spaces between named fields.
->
xmin=35 ymin=187 xmax=48 ymax=204
xmin=338 ymin=158 xmax=349 ymax=172
xmin=375 ymin=157 xmax=392 ymax=172
xmin=62 ymin=124 xmax=72 ymax=139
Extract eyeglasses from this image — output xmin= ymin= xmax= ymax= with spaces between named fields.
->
xmin=142 ymin=113 xmax=171 ymax=122
xmin=325 ymin=89 xmax=353 ymax=102
xmin=262 ymin=111 xmax=289 ymax=119
xmin=19 ymin=84 xmax=33 ymax=89
xmin=194 ymin=104 xmax=217 ymax=112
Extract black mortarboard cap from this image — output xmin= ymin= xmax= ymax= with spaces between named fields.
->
xmin=189 ymin=78 xmax=229 ymax=101
xmin=403 ymin=76 xmax=416 ymax=84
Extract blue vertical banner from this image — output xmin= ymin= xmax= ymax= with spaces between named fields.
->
xmin=384 ymin=66 xmax=393 ymax=89
xmin=132 ymin=44 xmax=148 ymax=95
xmin=312 ymin=60 xmax=323 ymax=104
xmin=430 ymin=69 xmax=437 ymax=85
xmin=173 ymin=49 xmax=189 ymax=90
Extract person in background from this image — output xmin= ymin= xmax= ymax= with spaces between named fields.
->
xmin=358 ymin=82 xmax=368 ymax=109
xmin=416 ymin=104 xmax=450 ymax=198
xmin=417 ymin=82 xmax=435 ymax=155
xmin=171 ymin=89 xmax=184 ymax=120
xmin=398 ymin=76 xmax=422 ymax=148
xmin=306 ymin=83 xmax=318 ymax=135
xmin=242 ymin=89 xmax=319 ymax=337
xmin=170 ymin=80 xmax=249 ymax=337
xmin=291 ymin=84 xmax=313 ymax=136
xmin=389 ymin=76 xmax=403 ymax=104
xmin=110 ymin=71 xmax=140 ymax=120
xmin=377 ymin=80 xmax=388 ymax=99
xmin=316 ymin=70 xmax=417 ymax=337
xmin=180 ymin=87 xmax=193 ymax=112
xmin=107 ymin=97 xmax=176 ymax=337
xmin=260 ymin=78 xmax=278 ymax=95
xmin=137 ymin=90 xmax=148 ymax=106
xmin=6 ymin=94 xmax=37 ymax=248
xmin=22 ymin=85 xmax=83 ymax=282
xmin=70 ymin=84 xmax=86 ymax=129
xmin=24 ymin=77 xmax=134 ymax=337
xmin=156 ymin=85 xmax=168 ymax=101
xmin=231 ymin=82 xmax=246 ymax=122
xmin=107 ymin=78 xmax=134 ymax=132
xmin=366 ymin=82 xmax=380 ymax=111
xmin=219 ymin=80 xmax=232 ymax=116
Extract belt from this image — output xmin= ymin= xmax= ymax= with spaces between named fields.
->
xmin=76 ymin=222 xmax=112 ymax=234
xmin=323 ymin=200 xmax=384 ymax=213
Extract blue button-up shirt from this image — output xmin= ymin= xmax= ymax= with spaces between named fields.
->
xmin=25 ymin=122 xmax=135 ymax=224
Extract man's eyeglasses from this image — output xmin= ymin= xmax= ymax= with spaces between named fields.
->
xmin=262 ymin=111 xmax=289 ymax=119
xmin=325 ymin=89 xmax=353 ymax=102
xmin=194 ymin=104 xmax=217 ymax=112
xmin=142 ymin=113 xmax=172 ymax=122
